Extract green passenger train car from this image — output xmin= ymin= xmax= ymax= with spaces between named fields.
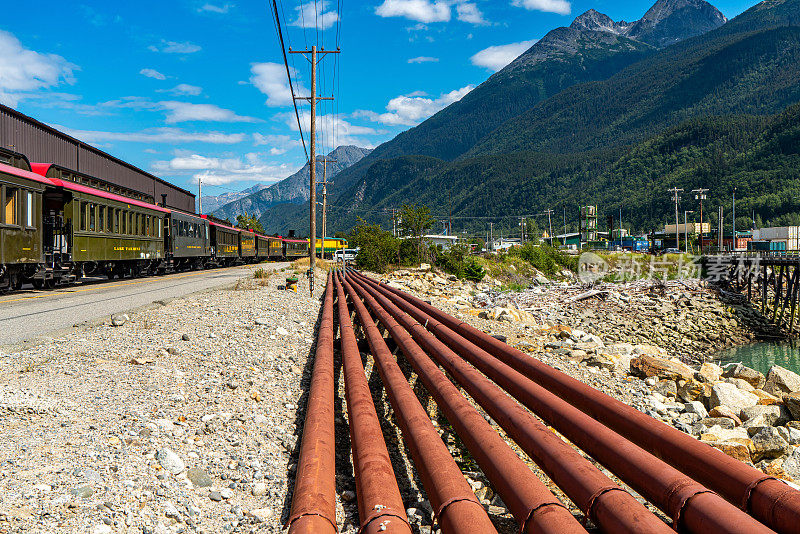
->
xmin=0 ymin=157 xmax=48 ymax=289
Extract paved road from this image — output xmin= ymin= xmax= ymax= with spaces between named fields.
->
xmin=0 ymin=262 xmax=289 ymax=347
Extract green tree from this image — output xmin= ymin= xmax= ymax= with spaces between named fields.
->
xmin=399 ymin=203 xmax=434 ymax=266
xmin=236 ymin=212 xmax=264 ymax=233
xmin=348 ymin=219 xmax=400 ymax=273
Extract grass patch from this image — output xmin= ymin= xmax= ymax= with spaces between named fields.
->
xmin=291 ymin=257 xmax=332 ymax=271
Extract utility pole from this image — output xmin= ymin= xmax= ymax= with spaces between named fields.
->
xmin=489 ymin=222 xmax=493 ymax=251
xmin=684 ymin=210 xmax=694 ymax=253
xmin=563 ymin=206 xmax=567 ymax=244
xmin=732 ymin=187 xmax=737 ymax=250
xmin=316 ymin=158 xmax=336 ymax=259
xmin=719 ymin=206 xmax=724 ymax=250
xmin=544 ymin=208 xmax=553 ymax=246
xmin=290 ymin=45 xmax=339 ymax=295
xmin=668 ymin=188 xmax=683 ymax=249
xmin=692 ymin=188 xmax=708 ymax=250
xmin=197 ymin=177 xmax=202 ymax=215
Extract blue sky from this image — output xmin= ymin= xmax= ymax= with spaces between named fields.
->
xmin=0 ymin=0 xmax=755 ymax=197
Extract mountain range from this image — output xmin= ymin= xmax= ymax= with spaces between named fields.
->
xmin=212 ymin=145 xmax=370 ymax=230
xmin=249 ymin=0 xmax=800 ymax=236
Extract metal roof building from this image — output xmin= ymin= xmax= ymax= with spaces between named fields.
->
xmin=0 ymin=104 xmax=195 ymax=212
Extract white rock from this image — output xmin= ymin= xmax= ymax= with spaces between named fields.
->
xmin=156 ymin=447 xmax=185 ymax=475
xmin=709 ymin=382 xmax=759 ymax=412
xmin=252 ymin=483 xmax=268 ymax=496
xmin=276 ymin=327 xmax=289 ymax=336
xmin=249 ymin=507 xmax=273 ymax=522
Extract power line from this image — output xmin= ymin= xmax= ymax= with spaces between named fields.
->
xmin=271 ymin=0 xmax=308 ymax=159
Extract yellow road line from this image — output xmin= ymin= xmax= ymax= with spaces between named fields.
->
xmin=0 ymin=266 xmax=249 ymax=305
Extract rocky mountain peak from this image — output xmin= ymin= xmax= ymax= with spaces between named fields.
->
xmin=627 ymin=0 xmax=727 ymax=47
xmin=570 ymin=9 xmax=631 ymax=35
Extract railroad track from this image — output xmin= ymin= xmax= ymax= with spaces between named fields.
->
xmin=288 ymin=269 xmax=800 ymax=533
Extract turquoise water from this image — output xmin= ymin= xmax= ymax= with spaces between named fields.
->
xmin=714 ymin=340 xmax=800 ymax=376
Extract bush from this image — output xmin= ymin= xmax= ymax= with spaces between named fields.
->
xmin=348 ymin=220 xmax=400 ymax=273
xmin=510 ymin=243 xmax=577 ymax=276
xmin=435 ymin=244 xmax=485 ymax=281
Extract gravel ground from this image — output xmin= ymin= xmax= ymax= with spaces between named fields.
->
xmin=0 ymin=266 xmax=325 ymax=534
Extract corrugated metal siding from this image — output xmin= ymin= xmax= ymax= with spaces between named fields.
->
xmin=0 ymin=105 xmax=195 ymax=212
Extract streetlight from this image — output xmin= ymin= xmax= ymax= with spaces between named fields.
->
xmin=684 ymin=210 xmax=694 ymax=253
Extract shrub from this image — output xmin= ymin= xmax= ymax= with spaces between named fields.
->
xmin=435 ymin=244 xmax=485 ymax=281
xmin=510 ymin=243 xmax=577 ymax=276
xmin=348 ymin=219 xmax=400 ymax=273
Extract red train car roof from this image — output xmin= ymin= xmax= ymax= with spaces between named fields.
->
xmin=0 ymin=161 xmax=61 ymax=187
xmin=30 ymin=163 xmax=170 ymax=214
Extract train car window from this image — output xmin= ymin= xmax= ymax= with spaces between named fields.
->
xmin=26 ymin=191 xmax=33 ymax=228
xmin=89 ymin=203 xmax=96 ymax=231
xmin=146 ymin=216 xmax=151 ymax=237
xmin=4 ymin=187 xmax=17 ymax=225
xmin=205 ymin=225 xmax=209 ymax=240
xmin=98 ymin=206 xmax=105 ymax=233
xmin=114 ymin=209 xmax=120 ymax=234
xmin=80 ymin=202 xmax=87 ymax=231
xmin=157 ymin=217 xmax=162 ymax=238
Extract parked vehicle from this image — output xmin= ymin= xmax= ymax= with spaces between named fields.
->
xmin=334 ymin=248 xmax=359 ymax=262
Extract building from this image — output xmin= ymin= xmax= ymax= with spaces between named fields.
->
xmin=579 ymin=205 xmax=598 ymax=242
xmin=491 ymin=238 xmax=520 ymax=251
xmin=424 ymin=234 xmax=459 ymax=250
xmin=751 ymin=227 xmax=799 ymax=251
xmin=0 ymin=104 xmax=195 ymax=212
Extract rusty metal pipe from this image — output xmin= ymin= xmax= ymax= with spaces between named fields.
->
xmin=356 ymin=271 xmax=800 ymax=534
xmin=344 ymin=275 xmax=671 ymax=533
xmin=344 ymin=273 xmax=587 ymax=534
xmin=351 ymin=272 xmax=777 ymax=534
xmin=338 ymin=274 xmax=497 ymax=534
xmin=332 ymin=272 xmax=412 ymax=534
xmin=287 ymin=273 xmax=337 ymax=534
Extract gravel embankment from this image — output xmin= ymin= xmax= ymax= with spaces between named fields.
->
xmin=0 ymin=267 xmax=325 ymax=534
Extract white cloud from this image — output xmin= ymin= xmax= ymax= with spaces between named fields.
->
xmin=470 ymin=39 xmax=537 ymax=71
xmin=282 ymin=112 xmax=381 ymax=149
xmin=148 ymin=40 xmax=202 ymax=54
xmin=250 ymin=62 xmax=307 ymax=107
xmin=408 ymin=56 xmax=439 ymax=63
xmin=159 ymin=101 xmax=260 ymax=123
xmin=253 ymin=133 xmax=302 ymax=155
xmin=511 ymin=0 xmax=571 ymax=16
xmin=0 ymin=29 xmax=77 ymax=106
xmin=152 ymin=153 xmax=290 ymax=186
xmin=198 ymin=3 xmax=232 ymax=13
xmin=354 ymin=85 xmax=473 ymax=126
xmin=456 ymin=3 xmax=488 ymax=24
xmin=291 ymin=1 xmax=339 ymax=30
xmin=159 ymin=83 xmax=203 ymax=96
xmin=140 ymin=68 xmax=167 ymax=80
xmin=375 ymin=0 xmax=451 ymax=23
xmin=54 ymin=126 xmax=246 ymax=144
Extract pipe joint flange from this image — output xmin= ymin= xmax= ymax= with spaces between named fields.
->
xmin=740 ymin=475 xmax=779 ymax=511
xmin=671 ymin=489 xmax=715 ymax=532
xmin=286 ymin=511 xmax=339 ymax=533
xmin=520 ymin=500 xmax=571 ymax=534
xmin=357 ymin=507 xmax=411 ymax=534
xmin=582 ymin=486 xmax=630 ymax=526
xmin=433 ymin=496 xmax=485 ymax=529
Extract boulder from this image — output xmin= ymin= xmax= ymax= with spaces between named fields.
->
xmin=777 ymin=425 xmax=800 ymax=445
xmin=722 ymin=363 xmax=765 ymax=389
xmin=749 ymin=426 xmax=790 ymax=462
xmin=683 ymin=401 xmax=708 ymax=419
xmin=708 ymin=406 xmax=742 ymax=426
xmin=700 ymin=417 xmax=737 ymax=430
xmin=630 ymin=355 xmax=695 ymax=381
xmin=784 ymin=392 xmax=800 ymax=420
xmin=697 ymin=362 xmax=723 ymax=383
xmin=764 ymin=365 xmax=800 ymax=397
xmin=752 ymin=389 xmax=781 ymax=405
xmin=654 ymin=380 xmax=678 ymax=399
xmin=584 ymin=354 xmax=616 ymax=371
xmin=677 ymin=379 xmax=710 ymax=403
xmin=632 ymin=344 xmax=667 ymax=356
xmin=782 ymin=448 xmax=800 ymax=481
xmin=740 ymin=405 xmax=791 ymax=426
xmin=725 ymin=378 xmax=756 ymax=392
xmin=709 ymin=382 xmax=759 ymax=412
xmin=709 ymin=441 xmax=752 ymax=463
xmin=700 ymin=425 xmax=749 ymax=441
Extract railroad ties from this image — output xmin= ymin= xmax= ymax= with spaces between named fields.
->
xmin=289 ymin=269 xmax=800 ymax=534
xmin=714 ymin=253 xmax=800 ymax=334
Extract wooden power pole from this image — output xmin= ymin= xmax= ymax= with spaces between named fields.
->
xmin=668 ymin=187 xmax=683 ymax=249
xmin=289 ymin=45 xmax=339 ymax=295
xmin=317 ymin=158 xmax=336 ymax=259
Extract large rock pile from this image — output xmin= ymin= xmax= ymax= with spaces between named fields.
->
xmin=628 ymin=356 xmax=800 ymax=482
